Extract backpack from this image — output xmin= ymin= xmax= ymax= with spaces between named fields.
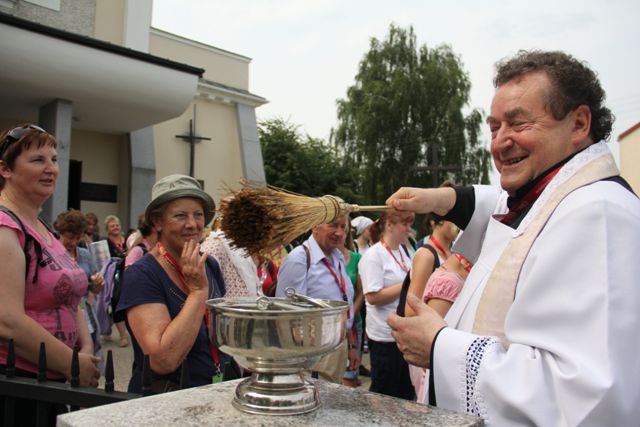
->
xmin=111 ymin=243 xmax=149 ymax=307
xmin=0 ymin=206 xmax=55 ymax=284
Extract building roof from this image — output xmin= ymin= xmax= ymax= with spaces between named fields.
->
xmin=198 ymin=78 xmax=268 ymax=107
xmin=619 ymin=121 xmax=640 ymax=141
xmin=0 ymin=12 xmax=204 ymax=77
xmin=0 ymin=11 xmax=202 ymax=133
xmin=150 ymin=27 xmax=252 ymax=63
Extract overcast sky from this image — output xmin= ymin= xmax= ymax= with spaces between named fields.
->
xmin=152 ymin=0 xmax=640 ymax=175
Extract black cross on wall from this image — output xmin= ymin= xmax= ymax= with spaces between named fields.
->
xmin=175 ymin=105 xmax=212 ymax=177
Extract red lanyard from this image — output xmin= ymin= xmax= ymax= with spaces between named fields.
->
xmin=320 ymin=259 xmax=350 ymax=318
xmin=158 ymin=242 xmax=183 ymax=277
xmin=380 ymin=239 xmax=409 ymax=272
xmin=429 ymin=235 xmax=448 ymax=258
xmin=203 ymin=310 xmax=220 ymax=366
xmin=157 ymin=242 xmax=220 ymax=368
xmin=111 ymin=237 xmax=124 ymax=253
xmin=453 ymin=253 xmax=473 ymax=272
xmin=498 ymin=166 xmax=562 ymax=226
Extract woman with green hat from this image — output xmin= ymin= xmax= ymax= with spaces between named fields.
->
xmin=117 ymin=174 xmax=227 ymax=393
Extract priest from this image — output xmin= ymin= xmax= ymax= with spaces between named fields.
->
xmin=386 ymin=50 xmax=640 ymax=425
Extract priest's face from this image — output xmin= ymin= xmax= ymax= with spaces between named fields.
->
xmin=487 ymin=71 xmax=580 ymax=196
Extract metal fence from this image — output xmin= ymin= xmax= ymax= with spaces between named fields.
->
xmin=1 ymin=339 xmax=190 ymax=426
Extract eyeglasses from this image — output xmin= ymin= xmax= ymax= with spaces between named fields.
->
xmin=0 ymin=124 xmax=47 ymax=159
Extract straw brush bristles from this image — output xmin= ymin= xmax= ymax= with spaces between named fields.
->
xmin=218 ymin=183 xmax=348 ymax=255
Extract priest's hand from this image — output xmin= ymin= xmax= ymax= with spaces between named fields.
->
xmin=386 ymin=186 xmax=456 ymax=216
xmin=388 ymin=294 xmax=447 ymax=368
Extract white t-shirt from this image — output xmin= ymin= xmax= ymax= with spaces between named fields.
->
xmin=360 ymin=242 xmax=412 ymax=342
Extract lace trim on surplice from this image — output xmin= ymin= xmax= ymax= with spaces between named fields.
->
xmin=465 ymin=336 xmax=500 ymax=419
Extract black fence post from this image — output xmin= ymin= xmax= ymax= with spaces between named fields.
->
xmin=5 ymin=339 xmax=15 ymax=378
xmin=142 ymin=355 xmax=152 ymax=397
xmin=35 ymin=342 xmax=48 ymax=426
xmin=70 ymin=346 xmax=80 ymax=387
xmin=3 ymin=339 xmax=16 ymax=427
xmin=37 ymin=342 xmax=47 ymax=383
xmin=105 ymin=350 xmax=115 ymax=393
xmin=70 ymin=346 xmax=80 ymax=411
xmin=179 ymin=360 xmax=189 ymax=390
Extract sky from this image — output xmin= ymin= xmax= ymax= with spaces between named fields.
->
xmin=152 ymin=0 xmax=640 ymax=178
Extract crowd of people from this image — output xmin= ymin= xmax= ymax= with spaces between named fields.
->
xmin=0 ymin=48 xmax=639 ymax=426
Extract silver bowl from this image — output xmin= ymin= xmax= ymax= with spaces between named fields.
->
xmin=207 ymin=296 xmax=348 ymax=415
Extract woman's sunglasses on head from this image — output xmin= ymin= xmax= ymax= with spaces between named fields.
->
xmin=0 ymin=124 xmax=48 ymax=159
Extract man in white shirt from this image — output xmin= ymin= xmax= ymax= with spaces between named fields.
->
xmin=386 ymin=50 xmax=640 ymax=425
xmin=276 ymin=215 xmax=358 ymax=383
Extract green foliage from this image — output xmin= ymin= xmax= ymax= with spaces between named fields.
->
xmin=259 ymin=118 xmax=364 ymax=204
xmin=332 ymin=24 xmax=491 ymax=204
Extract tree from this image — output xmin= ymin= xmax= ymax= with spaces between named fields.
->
xmin=259 ymin=118 xmax=364 ymax=204
xmin=332 ymin=24 xmax=490 ymax=205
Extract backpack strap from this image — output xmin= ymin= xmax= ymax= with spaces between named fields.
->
xmin=401 ymin=243 xmax=411 ymax=258
xmin=423 ymin=245 xmax=440 ymax=271
xmin=38 ymin=216 xmax=55 ymax=235
xmin=302 ymin=244 xmax=311 ymax=271
xmin=395 ymin=245 xmax=440 ymax=317
xmin=138 ymin=243 xmax=149 ymax=255
xmin=0 ymin=206 xmax=46 ymax=284
xmin=396 ymin=271 xmax=412 ymax=317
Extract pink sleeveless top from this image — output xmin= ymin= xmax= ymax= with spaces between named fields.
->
xmin=423 ymin=268 xmax=464 ymax=303
xmin=0 ymin=212 xmax=88 ymax=378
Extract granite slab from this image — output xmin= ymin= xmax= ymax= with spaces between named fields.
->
xmin=58 ymin=379 xmax=483 ymax=426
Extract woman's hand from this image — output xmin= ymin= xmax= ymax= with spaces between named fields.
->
xmin=76 ymin=353 xmax=101 ymax=387
xmin=89 ymin=272 xmax=105 ymax=294
xmin=180 ymin=240 xmax=208 ymax=294
xmin=347 ymin=328 xmax=360 ymax=370
xmin=127 ymin=240 xmax=212 ymax=374
xmin=348 ymin=347 xmax=361 ymax=371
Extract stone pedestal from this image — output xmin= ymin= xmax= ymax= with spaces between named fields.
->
xmin=58 ymin=379 xmax=483 ymax=426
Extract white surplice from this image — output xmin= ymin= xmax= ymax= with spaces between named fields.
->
xmin=432 ymin=142 xmax=640 ymax=426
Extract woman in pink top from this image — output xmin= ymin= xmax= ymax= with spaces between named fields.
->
xmin=125 ymin=217 xmax=158 ymax=269
xmin=422 ymin=253 xmax=472 ymax=316
xmin=0 ymin=124 xmax=100 ymax=422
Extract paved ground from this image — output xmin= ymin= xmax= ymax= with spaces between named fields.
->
xmin=99 ymin=333 xmax=373 ymax=392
